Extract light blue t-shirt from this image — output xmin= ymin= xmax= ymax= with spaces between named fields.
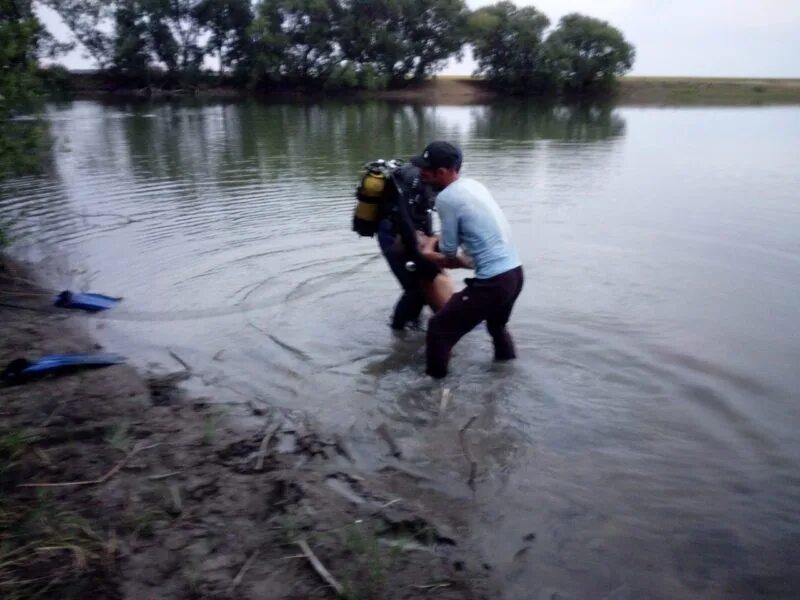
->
xmin=437 ymin=177 xmax=521 ymax=279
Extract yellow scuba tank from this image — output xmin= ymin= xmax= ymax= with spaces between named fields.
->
xmin=352 ymin=159 xmax=401 ymax=237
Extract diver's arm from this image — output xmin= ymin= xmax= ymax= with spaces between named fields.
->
xmin=392 ymin=176 xmax=440 ymax=280
xmin=427 ymin=252 xmax=473 ymax=270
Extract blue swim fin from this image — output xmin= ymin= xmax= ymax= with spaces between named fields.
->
xmin=54 ymin=290 xmax=122 ymax=312
xmin=2 ymin=353 xmax=126 ymax=384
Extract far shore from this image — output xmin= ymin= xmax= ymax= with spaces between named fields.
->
xmin=617 ymin=75 xmax=800 ymax=105
xmin=59 ymin=71 xmax=800 ymax=106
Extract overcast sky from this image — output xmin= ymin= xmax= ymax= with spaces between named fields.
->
xmin=39 ymin=0 xmax=800 ymax=77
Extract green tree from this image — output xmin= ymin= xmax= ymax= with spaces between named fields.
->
xmin=335 ymin=0 xmax=396 ymax=86
xmin=1 ymin=0 xmax=61 ymax=251
xmin=110 ymin=0 xmax=151 ymax=79
xmin=139 ymin=0 xmax=205 ymax=76
xmin=0 ymin=0 xmax=46 ymax=179
xmin=466 ymin=1 xmax=552 ymax=94
xmin=273 ymin=0 xmax=342 ymax=83
xmin=338 ymin=0 xmax=467 ymax=87
xmin=40 ymin=0 xmax=114 ymax=68
xmin=48 ymin=0 xmax=208 ymax=79
xmin=545 ymin=13 xmax=634 ymax=94
xmin=193 ymin=0 xmax=253 ymax=73
xmin=247 ymin=0 xmax=289 ymax=84
xmin=397 ymin=0 xmax=468 ymax=82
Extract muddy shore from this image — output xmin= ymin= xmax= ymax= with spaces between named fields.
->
xmin=0 ymin=259 xmax=490 ymax=599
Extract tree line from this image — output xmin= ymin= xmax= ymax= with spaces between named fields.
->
xmin=0 ymin=0 xmax=635 ymax=174
xmin=39 ymin=0 xmax=634 ymax=95
xmin=1 ymin=0 xmax=56 ymax=182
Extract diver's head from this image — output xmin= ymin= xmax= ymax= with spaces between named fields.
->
xmin=410 ymin=141 xmax=462 ymax=192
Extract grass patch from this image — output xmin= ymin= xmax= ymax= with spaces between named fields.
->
xmin=0 ymin=428 xmax=119 ymax=599
xmin=104 ymin=422 xmax=131 ymax=452
xmin=201 ymin=409 xmax=226 ymax=446
xmin=0 ymin=430 xmax=39 ymax=481
xmin=340 ymin=523 xmax=403 ymax=599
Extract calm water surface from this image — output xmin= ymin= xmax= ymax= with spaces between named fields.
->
xmin=3 ymin=100 xmax=800 ymax=598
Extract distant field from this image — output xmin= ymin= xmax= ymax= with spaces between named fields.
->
xmin=429 ymin=75 xmax=800 ymax=105
xmin=618 ymin=76 xmax=800 ymax=105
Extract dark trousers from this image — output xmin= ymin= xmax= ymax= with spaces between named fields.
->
xmin=426 ymin=266 xmax=524 ymax=378
xmin=377 ymin=220 xmax=425 ymax=329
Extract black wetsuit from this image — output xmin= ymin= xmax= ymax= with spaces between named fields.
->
xmin=376 ymin=164 xmax=438 ymax=330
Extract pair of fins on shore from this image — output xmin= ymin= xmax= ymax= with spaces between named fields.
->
xmin=2 ymin=290 xmax=125 ymax=385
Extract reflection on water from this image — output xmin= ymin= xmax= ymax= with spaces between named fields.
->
xmin=2 ymin=99 xmax=800 ymax=598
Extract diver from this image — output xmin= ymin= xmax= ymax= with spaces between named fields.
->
xmin=352 ymin=159 xmax=453 ymax=330
xmin=377 ymin=162 xmax=436 ymax=330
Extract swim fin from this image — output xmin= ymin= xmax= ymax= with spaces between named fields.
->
xmin=2 ymin=353 xmax=126 ymax=384
xmin=54 ymin=290 xmax=122 ymax=312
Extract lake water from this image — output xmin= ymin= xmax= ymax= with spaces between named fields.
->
xmin=2 ymin=99 xmax=799 ymax=598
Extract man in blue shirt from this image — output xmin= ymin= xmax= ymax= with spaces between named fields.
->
xmin=412 ymin=141 xmax=524 ymax=378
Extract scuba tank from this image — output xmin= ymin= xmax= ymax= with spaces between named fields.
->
xmin=352 ymin=158 xmax=440 ymax=281
xmin=352 ymin=158 xmax=434 ymax=237
xmin=352 ymin=159 xmax=402 ymax=237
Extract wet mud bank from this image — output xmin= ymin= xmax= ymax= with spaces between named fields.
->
xmin=0 ymin=260 xmax=489 ymax=599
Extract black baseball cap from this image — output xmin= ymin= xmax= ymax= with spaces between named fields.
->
xmin=410 ymin=141 xmax=463 ymax=170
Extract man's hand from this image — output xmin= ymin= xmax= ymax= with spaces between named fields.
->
xmin=419 ymin=234 xmax=472 ymax=270
xmin=456 ymin=252 xmax=474 ymax=269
